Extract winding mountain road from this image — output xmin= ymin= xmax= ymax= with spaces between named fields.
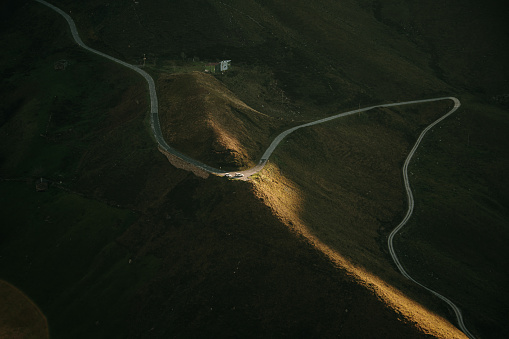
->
xmin=387 ymin=98 xmax=475 ymax=339
xmin=34 ymin=0 xmax=221 ymax=174
xmin=35 ymin=1 xmax=475 ymax=338
xmin=237 ymin=97 xmax=461 ymax=178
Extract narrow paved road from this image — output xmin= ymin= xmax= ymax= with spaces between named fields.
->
xmin=34 ymin=0 xmax=221 ymax=175
xmin=36 ymin=1 xmax=475 ymax=337
xmin=234 ymin=97 xmax=460 ymax=178
xmin=387 ymin=98 xmax=475 ymax=339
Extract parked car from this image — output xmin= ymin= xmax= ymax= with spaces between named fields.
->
xmin=224 ymin=173 xmax=232 ymax=178
xmin=235 ymin=173 xmax=244 ymax=177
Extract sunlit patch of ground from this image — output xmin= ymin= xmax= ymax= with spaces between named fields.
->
xmin=157 ymin=71 xmax=284 ymax=170
xmin=0 ymin=280 xmax=49 ymax=339
xmin=252 ymin=163 xmax=467 ymax=339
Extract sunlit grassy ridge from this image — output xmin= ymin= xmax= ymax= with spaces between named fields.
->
xmin=252 ymin=102 xmax=468 ymax=338
xmin=1 ymin=3 xmax=437 ymax=338
xmin=1 ymin=0 xmax=507 ymax=337
xmin=157 ymin=71 xmax=284 ymax=170
xmin=250 ymin=94 xmax=508 ymax=337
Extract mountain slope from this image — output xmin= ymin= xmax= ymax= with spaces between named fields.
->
xmin=157 ymin=71 xmax=283 ymax=169
xmin=1 ymin=0 xmax=508 ymax=338
xmin=0 ymin=2 xmax=443 ymax=338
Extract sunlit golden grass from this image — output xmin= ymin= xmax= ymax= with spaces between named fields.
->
xmin=251 ymin=163 xmax=466 ymax=339
xmin=155 ymin=74 xmax=476 ymax=336
xmin=155 ymin=70 xmax=474 ymax=337
xmin=157 ymin=71 xmax=285 ymax=170
xmin=0 ymin=280 xmax=49 ymax=339
xmin=250 ymin=101 xmax=472 ymax=338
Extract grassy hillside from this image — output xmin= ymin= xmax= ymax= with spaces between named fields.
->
xmin=397 ymin=97 xmax=509 ymax=337
xmin=157 ymin=71 xmax=284 ymax=170
xmin=1 ymin=0 xmax=508 ymax=338
xmin=0 ymin=3 xmax=163 ymax=338
xmin=0 ymin=2 xmax=441 ymax=338
xmin=373 ymin=0 xmax=509 ymax=97
xmin=0 ymin=280 xmax=48 ymax=339
xmin=252 ymin=101 xmax=473 ymax=336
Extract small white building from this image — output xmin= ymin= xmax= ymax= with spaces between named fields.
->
xmin=205 ymin=60 xmax=232 ymax=73
xmin=220 ymin=60 xmax=231 ymax=72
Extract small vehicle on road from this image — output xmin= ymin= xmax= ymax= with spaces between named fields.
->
xmin=234 ymin=173 xmax=244 ymax=178
xmin=224 ymin=173 xmax=232 ymax=178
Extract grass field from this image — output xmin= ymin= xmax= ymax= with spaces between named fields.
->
xmin=1 ymin=0 xmax=508 ymax=338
